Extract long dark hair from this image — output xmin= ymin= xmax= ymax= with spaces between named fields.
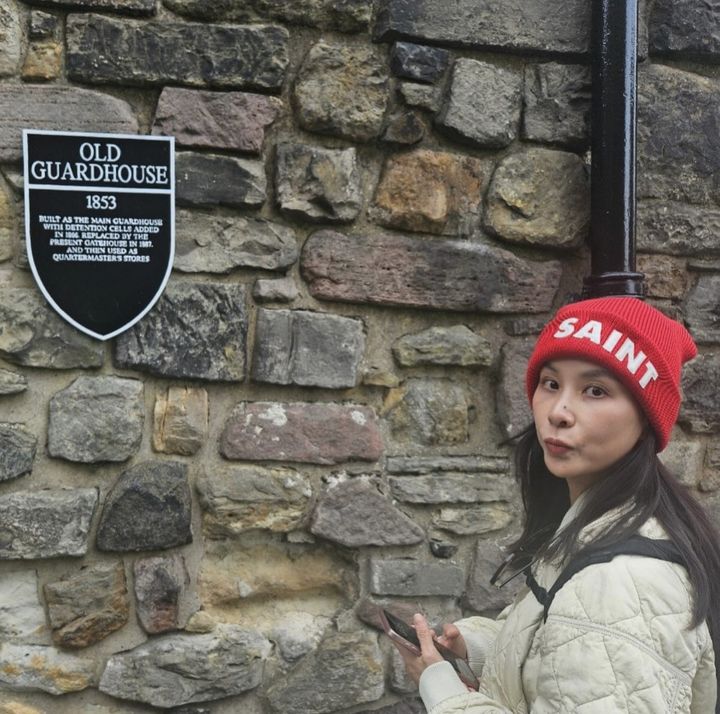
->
xmin=508 ymin=426 xmax=720 ymax=697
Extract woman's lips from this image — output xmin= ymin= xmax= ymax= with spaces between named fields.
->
xmin=544 ymin=438 xmax=572 ymax=456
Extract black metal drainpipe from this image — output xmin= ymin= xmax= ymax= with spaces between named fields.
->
xmin=581 ymin=0 xmax=646 ymax=299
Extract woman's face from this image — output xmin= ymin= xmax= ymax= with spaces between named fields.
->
xmin=531 ymin=359 xmax=646 ymax=502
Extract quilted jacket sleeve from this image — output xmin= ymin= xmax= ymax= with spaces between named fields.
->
xmin=454 ymin=607 xmax=511 ymax=674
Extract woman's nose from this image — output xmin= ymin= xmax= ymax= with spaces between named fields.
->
xmin=548 ymin=395 xmax=575 ymax=427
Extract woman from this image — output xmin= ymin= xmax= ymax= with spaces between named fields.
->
xmin=394 ymin=297 xmax=719 ymax=713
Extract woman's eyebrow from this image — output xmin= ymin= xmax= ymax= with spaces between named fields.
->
xmin=579 ymin=367 xmax=615 ymax=380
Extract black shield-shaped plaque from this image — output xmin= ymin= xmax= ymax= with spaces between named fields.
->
xmin=23 ymin=130 xmax=174 ymax=340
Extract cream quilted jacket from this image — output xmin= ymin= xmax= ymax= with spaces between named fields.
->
xmin=419 ymin=497 xmax=717 ymax=713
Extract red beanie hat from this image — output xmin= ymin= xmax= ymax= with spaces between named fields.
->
xmin=526 ymin=297 xmax=697 ymax=452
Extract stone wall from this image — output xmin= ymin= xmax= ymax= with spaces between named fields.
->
xmin=1 ymin=0 xmax=720 ymax=711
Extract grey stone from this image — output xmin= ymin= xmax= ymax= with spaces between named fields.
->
xmin=176 ymin=152 xmax=266 ymax=209
xmin=174 ymin=210 xmax=297 ymax=273
xmin=0 ymin=488 xmax=98 ymax=559
xmin=433 ymin=504 xmax=514 ymax=535
xmin=96 ymin=461 xmax=192 ymax=552
xmin=256 ymin=0 xmax=373 ymax=31
xmin=390 ymin=42 xmax=450 ymax=83
xmin=390 ymin=647 xmax=418 ymax=693
xmin=382 ymin=111 xmax=425 ymax=145
xmin=681 ymin=353 xmax=720 ymax=433
xmin=161 ymin=0 xmax=254 ymax=20
xmin=685 ymin=274 xmax=720 ymax=344
xmin=660 ymin=439 xmax=705 ymax=488
xmin=67 ymin=14 xmax=289 ymax=90
xmin=266 ymin=631 xmax=384 ymax=714
xmin=253 ymin=277 xmax=299 ymax=303
xmin=0 ymin=288 xmax=105 ymax=368
xmin=0 ymin=173 xmax=15 ymax=262
xmin=48 ymin=376 xmax=143 ymax=462
xmin=0 ymin=0 xmax=21 ymax=77
xmin=389 ymin=473 xmax=513 ymax=504
xmin=252 ymin=309 xmax=365 ymax=389
xmin=387 ymin=455 xmax=509 ymax=474
xmin=497 ymin=339 xmax=535 ymax=438
xmin=374 ymin=0 xmax=590 ymax=55
xmin=134 ymin=554 xmax=188 ymax=634
xmin=0 ymin=643 xmax=95 ymax=694
xmin=0 ymin=86 xmax=138 ymax=162
xmin=294 ymin=41 xmax=390 ymax=142
xmin=638 ymin=201 xmax=720 ymax=255
xmin=275 ymin=143 xmax=362 ymax=223
xmin=0 ymin=424 xmax=37 ymax=482
xmin=24 ymin=0 xmax=155 ymax=13
xmin=44 ymin=562 xmax=130 ymax=648
xmin=269 ymin=613 xmax=331 ymax=662
xmin=387 ymin=379 xmax=469 ymax=446
xmin=99 ymin=626 xmax=271 ymax=708
xmin=701 ymin=443 xmax=720 ymax=493
xmin=301 ymin=230 xmax=562 ymax=313
xmin=522 ymin=63 xmax=591 ymax=147
xmin=197 ymin=465 xmax=312 ymax=536
xmin=369 ymin=559 xmax=465 ymax=597
xmin=357 ymin=699 xmax=425 ymax=714
xmin=221 ymin=402 xmax=384 ymax=465
xmin=114 ymin=281 xmax=248 ymax=381
xmin=650 ymin=0 xmax=720 ymax=62
xmin=466 ymin=541 xmax=521 ymax=611
xmin=399 ymin=82 xmax=442 ymax=112
xmin=485 ymin=147 xmax=590 ymax=249
xmin=638 ymin=64 xmax=720 ymax=205
xmin=437 ymin=59 xmax=523 ymax=148
xmin=153 ymin=88 xmax=281 ymax=154
xmin=30 ymin=10 xmax=59 ymax=38
xmin=0 ymin=571 xmax=51 ymax=645
xmin=392 ymin=325 xmax=493 ymax=367
xmin=310 ymin=477 xmax=424 ymax=547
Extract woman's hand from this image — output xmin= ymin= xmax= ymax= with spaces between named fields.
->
xmin=392 ymin=613 xmax=445 ymax=684
xmin=436 ymin=622 xmax=468 ymax=660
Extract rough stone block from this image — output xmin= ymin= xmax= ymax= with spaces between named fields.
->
xmin=67 ymin=14 xmax=289 ymax=89
xmin=638 ymin=202 xmax=720 ymax=255
xmin=485 ymin=147 xmax=590 ymax=249
xmin=392 ymin=325 xmax=493 ymax=367
xmin=30 ymin=10 xmax=59 ymax=38
xmin=386 ymin=378 xmax=469 ymax=446
xmin=0 ymin=643 xmax=95 ymax=695
xmin=466 ymin=541 xmax=522 ymax=611
xmin=637 ymin=254 xmax=690 ymax=300
xmin=389 ymin=472 xmax=513 ymax=504
xmin=497 ymin=338 xmax=535 ymax=438
xmin=368 ymin=559 xmax=465 ymax=597
xmin=660 ymin=438 xmax=705 ymax=488
xmin=433 ymin=504 xmax=514 ymax=536
xmin=174 ymin=210 xmax=297 ymax=273
xmin=24 ymin=0 xmax=155 ymax=13
xmin=437 ymin=59 xmax=523 ymax=148
xmin=638 ymin=64 xmax=720 ymax=205
xmin=176 ymin=152 xmax=266 ymax=208
xmin=96 ymin=461 xmax=193 ymax=552
xmin=381 ymin=110 xmax=425 ymax=145
xmin=0 ymin=424 xmax=37 ymax=482
xmin=374 ymin=0 xmax=590 ymax=55
xmin=48 ymin=376 xmax=144 ymax=462
xmin=275 ymin=143 xmax=362 ymax=223
xmin=0 ymin=86 xmax=138 ymax=162
xmin=99 ymin=626 xmax=271 ymax=708
xmin=252 ymin=309 xmax=365 ymax=389
xmin=522 ymin=63 xmax=591 ymax=147
xmin=153 ymin=386 xmax=208 ymax=456
xmin=372 ymin=149 xmax=489 ymax=236
xmin=310 ymin=477 xmax=424 ymax=546
xmin=22 ymin=40 xmax=63 ymax=81
xmin=44 ymin=562 xmax=130 ymax=648
xmin=153 ymin=88 xmax=281 ymax=153
xmin=301 ymin=230 xmax=562 ymax=313
xmin=256 ymin=0 xmax=373 ymax=31
xmin=389 ymin=41 xmax=449 ymax=83
xmin=253 ymin=277 xmax=299 ymax=303
xmin=0 ymin=0 xmax=21 ymax=77
xmin=0 ymin=489 xmax=98 ymax=559
xmin=197 ymin=465 xmax=312 ymax=536
xmin=387 ymin=454 xmax=509 ymax=474
xmin=0 ymin=288 xmax=105 ymax=369
xmin=269 ymin=613 xmax=331 ymax=663
xmin=221 ymin=402 xmax=383 ymax=464
xmin=0 ymin=175 xmax=15 ymax=262
xmin=399 ymin=81 xmax=442 ymax=112
xmin=650 ymin=0 xmax=720 ymax=62
xmin=114 ymin=281 xmax=248 ymax=381
xmin=685 ymin=274 xmax=720 ymax=344
xmin=0 ymin=571 xmax=50 ymax=645
xmin=134 ymin=554 xmax=188 ymax=634
xmin=681 ymin=353 xmax=720 ymax=433
xmin=294 ymin=41 xmax=389 ymax=141
xmin=266 ymin=631 xmax=384 ymax=714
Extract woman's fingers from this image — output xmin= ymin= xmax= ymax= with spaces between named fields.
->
xmin=438 ymin=623 xmax=468 ymax=659
xmin=413 ymin=614 xmax=443 ymax=663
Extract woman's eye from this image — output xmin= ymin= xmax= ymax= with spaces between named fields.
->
xmin=586 ymin=385 xmax=607 ymax=398
xmin=541 ymin=377 xmax=559 ymax=390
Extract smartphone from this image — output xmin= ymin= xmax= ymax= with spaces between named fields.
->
xmin=378 ymin=608 xmax=479 ymax=690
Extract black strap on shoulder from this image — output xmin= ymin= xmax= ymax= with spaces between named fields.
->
xmin=526 ymin=535 xmax=684 ymax=622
